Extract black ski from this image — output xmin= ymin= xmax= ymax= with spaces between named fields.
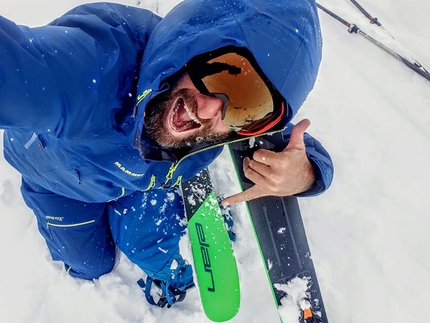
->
xmin=228 ymin=133 xmax=328 ymax=323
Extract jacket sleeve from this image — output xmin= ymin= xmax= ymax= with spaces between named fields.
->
xmin=282 ymin=122 xmax=334 ymax=197
xmin=0 ymin=3 xmax=160 ymax=136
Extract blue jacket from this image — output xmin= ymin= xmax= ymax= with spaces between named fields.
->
xmin=0 ymin=1 xmax=333 ymax=205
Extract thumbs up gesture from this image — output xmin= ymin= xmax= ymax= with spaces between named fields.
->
xmin=222 ymin=119 xmax=316 ymax=206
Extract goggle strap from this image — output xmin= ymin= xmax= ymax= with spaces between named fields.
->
xmin=237 ymin=101 xmax=286 ymax=136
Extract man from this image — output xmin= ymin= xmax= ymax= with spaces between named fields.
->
xmin=0 ymin=0 xmax=333 ymax=307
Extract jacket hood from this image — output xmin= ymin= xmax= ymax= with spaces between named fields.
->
xmin=133 ymin=0 xmax=322 ymax=153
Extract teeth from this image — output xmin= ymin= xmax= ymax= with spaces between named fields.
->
xmin=181 ymin=100 xmax=200 ymax=124
xmin=171 ymin=98 xmax=201 ymax=132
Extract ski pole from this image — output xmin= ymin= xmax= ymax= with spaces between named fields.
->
xmin=350 ymin=0 xmax=381 ymax=26
xmin=349 ymin=0 xmax=394 ymax=38
xmin=348 ymin=0 xmax=430 ymax=78
xmin=316 ymin=3 xmax=430 ymax=82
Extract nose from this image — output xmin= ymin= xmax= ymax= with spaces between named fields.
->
xmin=195 ymin=93 xmax=225 ymax=120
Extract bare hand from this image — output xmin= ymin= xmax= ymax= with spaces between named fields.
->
xmin=222 ymin=119 xmax=316 ymax=206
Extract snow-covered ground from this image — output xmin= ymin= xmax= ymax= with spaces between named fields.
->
xmin=1 ymin=0 xmax=430 ymax=322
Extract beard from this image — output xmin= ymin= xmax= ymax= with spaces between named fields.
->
xmin=144 ymin=87 xmax=232 ymax=149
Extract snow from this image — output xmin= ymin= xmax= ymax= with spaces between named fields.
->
xmin=1 ymin=0 xmax=430 ymax=322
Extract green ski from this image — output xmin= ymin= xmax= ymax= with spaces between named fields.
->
xmin=181 ymin=168 xmax=240 ymax=322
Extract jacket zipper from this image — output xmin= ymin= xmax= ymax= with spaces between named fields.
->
xmin=162 ymin=128 xmax=285 ymax=187
xmin=106 ymin=174 xmax=156 ymax=202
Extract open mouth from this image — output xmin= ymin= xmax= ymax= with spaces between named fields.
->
xmin=169 ymin=97 xmax=202 ymax=133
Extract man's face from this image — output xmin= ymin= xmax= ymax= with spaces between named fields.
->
xmin=144 ymin=71 xmax=232 ymax=149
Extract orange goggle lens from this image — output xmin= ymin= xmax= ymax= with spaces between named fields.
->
xmin=188 ymin=50 xmax=285 ymax=136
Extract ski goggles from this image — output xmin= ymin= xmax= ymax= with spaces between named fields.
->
xmin=187 ymin=48 xmax=286 ymax=136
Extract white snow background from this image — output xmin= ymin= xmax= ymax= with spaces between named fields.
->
xmin=1 ymin=0 xmax=430 ymax=322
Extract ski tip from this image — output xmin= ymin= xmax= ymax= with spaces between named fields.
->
xmin=205 ymin=304 xmax=240 ymax=322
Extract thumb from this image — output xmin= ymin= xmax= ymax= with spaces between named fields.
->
xmin=285 ymin=119 xmax=311 ymax=151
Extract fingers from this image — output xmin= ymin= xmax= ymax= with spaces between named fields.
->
xmin=243 ymin=156 xmax=270 ymax=182
xmin=243 ymin=155 xmax=284 ymax=191
xmin=252 ymin=149 xmax=277 ymax=165
xmin=222 ymin=119 xmax=313 ymax=206
xmin=222 ymin=185 xmax=267 ymax=206
xmin=222 ymin=156 xmax=278 ymax=207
